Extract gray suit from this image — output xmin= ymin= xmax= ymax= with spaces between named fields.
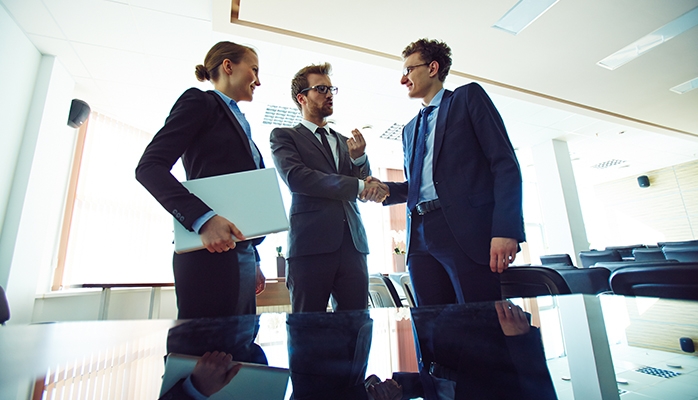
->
xmin=270 ymin=123 xmax=370 ymax=312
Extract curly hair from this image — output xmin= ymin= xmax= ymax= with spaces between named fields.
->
xmin=402 ymin=39 xmax=452 ymax=82
xmin=290 ymin=63 xmax=332 ymax=111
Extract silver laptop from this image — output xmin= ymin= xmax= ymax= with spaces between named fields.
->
xmin=160 ymin=353 xmax=290 ymax=399
xmin=174 ymin=168 xmax=289 ymax=254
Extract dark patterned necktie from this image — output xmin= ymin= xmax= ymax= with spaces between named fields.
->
xmin=317 ymin=128 xmax=336 ymax=171
xmin=407 ymin=106 xmax=435 ymax=211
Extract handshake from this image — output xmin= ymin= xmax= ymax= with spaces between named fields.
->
xmin=360 ymin=176 xmax=390 ymax=203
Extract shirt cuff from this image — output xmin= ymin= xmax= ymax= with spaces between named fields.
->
xmin=351 ymin=153 xmax=367 ymax=165
xmin=192 ymin=210 xmax=216 ymax=234
xmin=357 ymin=179 xmax=365 ymax=200
xmin=183 ymin=375 xmax=209 ymax=400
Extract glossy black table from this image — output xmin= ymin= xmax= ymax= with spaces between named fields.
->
xmin=1 ymin=294 xmax=696 ymax=399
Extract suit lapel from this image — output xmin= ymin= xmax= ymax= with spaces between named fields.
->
xmin=332 ymin=128 xmax=349 ymax=173
xmin=209 ymin=91 xmax=254 ymax=161
xmin=295 ymin=124 xmax=336 ymax=171
xmin=433 ymin=90 xmax=453 ymax=172
xmin=404 ymin=116 xmax=419 ymax=179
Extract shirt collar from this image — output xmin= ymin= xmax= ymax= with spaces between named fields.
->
xmin=213 ymin=90 xmax=237 ymax=108
xmin=300 ymin=119 xmax=325 ymax=134
xmin=424 ymin=87 xmax=445 ymax=109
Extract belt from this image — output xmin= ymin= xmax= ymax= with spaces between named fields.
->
xmin=415 ymin=199 xmax=441 ymax=216
xmin=429 ymin=362 xmax=457 ymax=381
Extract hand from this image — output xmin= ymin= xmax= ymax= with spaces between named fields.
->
xmin=367 ymin=378 xmax=402 ymax=400
xmin=495 ymin=301 xmax=531 ymax=336
xmin=200 ymin=215 xmax=246 ymax=253
xmin=360 ymin=176 xmax=389 ymax=203
xmin=255 ymin=264 xmax=266 ymax=295
xmin=489 ymin=237 xmax=518 ymax=273
xmin=347 ymin=129 xmax=366 ymax=159
xmin=190 ymin=351 xmax=242 ymax=396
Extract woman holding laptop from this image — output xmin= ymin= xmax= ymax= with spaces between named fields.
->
xmin=136 ymin=41 xmax=265 ymax=319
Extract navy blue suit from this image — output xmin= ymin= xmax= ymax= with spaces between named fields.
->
xmin=385 ymin=83 xmax=525 ymax=305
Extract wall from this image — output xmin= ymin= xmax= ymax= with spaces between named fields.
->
xmin=593 ymin=159 xmax=698 ymax=246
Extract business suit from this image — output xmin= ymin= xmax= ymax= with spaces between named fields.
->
xmin=136 ymin=87 xmax=263 ymax=319
xmin=270 ymin=123 xmax=370 ymax=312
xmin=385 ymin=82 xmax=525 ymax=305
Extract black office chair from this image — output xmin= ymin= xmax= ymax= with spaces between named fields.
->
xmin=368 ymin=275 xmax=402 ymax=308
xmin=632 ymin=247 xmax=666 ymax=262
xmin=609 ymin=263 xmax=698 ymax=301
xmin=578 ymin=249 xmax=621 ymax=268
xmin=500 ymin=267 xmax=572 ymax=298
xmin=658 ymin=239 xmax=698 ymax=248
xmin=605 ymin=245 xmax=645 ymax=259
xmin=0 ymin=285 xmax=10 ymax=325
xmin=399 ymin=273 xmax=416 ymax=307
xmin=593 ymin=260 xmax=679 ymax=272
xmin=556 ymin=268 xmax=611 ymax=295
xmin=662 ymin=245 xmax=698 ymax=262
xmin=539 ymin=254 xmax=575 ymax=268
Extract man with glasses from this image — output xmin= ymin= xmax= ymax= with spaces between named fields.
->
xmin=270 ymin=63 xmax=387 ymax=313
xmin=375 ymin=39 xmax=525 ymax=306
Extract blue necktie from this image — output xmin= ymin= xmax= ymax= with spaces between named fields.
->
xmin=407 ymin=106 xmax=435 ymax=212
xmin=229 ymin=100 xmax=261 ymax=167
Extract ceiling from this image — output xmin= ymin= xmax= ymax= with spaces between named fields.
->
xmin=2 ymin=0 xmax=698 ymax=184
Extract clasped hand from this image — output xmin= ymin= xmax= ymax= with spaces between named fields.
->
xmin=360 ymin=176 xmax=390 ymax=203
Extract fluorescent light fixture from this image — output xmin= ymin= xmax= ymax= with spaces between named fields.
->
xmin=670 ymin=77 xmax=698 ymax=94
xmin=492 ymin=0 xmax=560 ymax=35
xmin=597 ymin=7 xmax=698 ymax=70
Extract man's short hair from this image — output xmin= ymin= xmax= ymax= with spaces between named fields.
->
xmin=402 ymin=39 xmax=452 ymax=82
xmin=291 ymin=63 xmax=332 ymax=111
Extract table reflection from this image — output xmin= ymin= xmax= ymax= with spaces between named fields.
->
xmin=1 ymin=294 xmax=696 ymax=399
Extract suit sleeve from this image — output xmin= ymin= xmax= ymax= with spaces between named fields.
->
xmin=270 ymin=128 xmax=363 ymax=201
xmin=466 ymin=83 xmax=525 ymax=241
xmin=135 ymin=88 xmax=213 ymax=231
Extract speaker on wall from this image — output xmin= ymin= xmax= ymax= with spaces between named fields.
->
xmin=637 ymin=175 xmax=650 ymax=188
xmin=67 ymin=99 xmax=91 ymax=128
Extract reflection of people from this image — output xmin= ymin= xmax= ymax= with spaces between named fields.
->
xmin=376 ymin=38 xmax=525 ymax=306
xmin=136 ymin=41 xmax=265 ymax=319
xmin=159 ymin=351 xmax=242 ymax=400
xmin=270 ymin=63 xmax=386 ymax=313
xmin=396 ymin=301 xmax=556 ymax=400
xmin=286 ymin=310 xmax=374 ymax=399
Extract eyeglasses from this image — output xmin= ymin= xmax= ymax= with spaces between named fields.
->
xmin=402 ymin=63 xmax=430 ymax=77
xmin=300 ymin=85 xmax=339 ymax=95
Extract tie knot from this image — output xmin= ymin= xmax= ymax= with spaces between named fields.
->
xmin=317 ymin=128 xmax=328 ymax=136
xmin=421 ymin=105 xmax=435 ymax=117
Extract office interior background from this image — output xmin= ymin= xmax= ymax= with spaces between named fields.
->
xmin=0 ymin=0 xmax=697 ymax=324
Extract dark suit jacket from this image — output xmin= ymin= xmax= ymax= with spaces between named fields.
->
xmin=270 ymin=124 xmax=370 ymax=258
xmin=136 ymin=88 xmax=263 ymax=232
xmin=385 ymin=83 xmax=525 ymax=265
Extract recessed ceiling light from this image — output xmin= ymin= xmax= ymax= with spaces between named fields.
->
xmin=492 ymin=0 xmax=560 ymax=35
xmin=597 ymin=7 xmax=698 ymax=70
xmin=670 ymin=77 xmax=698 ymax=94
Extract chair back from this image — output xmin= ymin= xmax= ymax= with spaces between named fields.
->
xmin=539 ymin=254 xmax=574 ymax=267
xmin=658 ymin=239 xmax=698 ymax=248
xmin=0 ymin=285 xmax=9 ymax=325
xmin=593 ymin=260 xmax=678 ymax=272
xmin=662 ymin=245 xmax=698 ymax=262
xmin=399 ymin=274 xmax=416 ymax=307
xmin=556 ymin=268 xmax=611 ymax=295
xmin=578 ymin=249 xmax=621 ymax=268
xmin=632 ymin=247 xmax=666 ymax=262
xmin=609 ymin=263 xmax=698 ymax=301
xmin=500 ymin=267 xmax=572 ymax=298
xmin=368 ymin=275 xmax=402 ymax=308
xmin=605 ymin=245 xmax=645 ymax=259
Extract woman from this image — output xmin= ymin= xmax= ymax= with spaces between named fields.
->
xmin=136 ymin=41 xmax=265 ymax=319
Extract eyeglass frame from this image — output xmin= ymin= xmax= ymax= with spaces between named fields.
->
xmin=299 ymin=85 xmax=339 ymax=95
xmin=402 ymin=62 xmax=431 ymax=77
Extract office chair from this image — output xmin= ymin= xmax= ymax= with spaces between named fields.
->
xmin=539 ymin=254 xmax=575 ymax=268
xmin=593 ymin=260 xmax=679 ymax=272
xmin=368 ymin=275 xmax=402 ymax=308
xmin=399 ymin=273 xmax=416 ymax=307
xmin=500 ymin=267 xmax=572 ymax=298
xmin=609 ymin=263 xmax=698 ymax=301
xmin=658 ymin=239 xmax=698 ymax=248
xmin=555 ymin=268 xmax=611 ymax=295
xmin=578 ymin=249 xmax=621 ymax=268
xmin=662 ymin=245 xmax=698 ymax=262
xmin=0 ymin=285 xmax=10 ymax=325
xmin=605 ymin=245 xmax=645 ymax=259
xmin=632 ymin=247 xmax=666 ymax=262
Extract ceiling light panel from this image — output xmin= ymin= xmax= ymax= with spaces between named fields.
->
xmin=670 ymin=77 xmax=698 ymax=94
xmin=492 ymin=0 xmax=560 ymax=35
xmin=597 ymin=7 xmax=698 ymax=70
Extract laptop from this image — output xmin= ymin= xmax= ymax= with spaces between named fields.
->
xmin=160 ymin=353 xmax=289 ymax=399
xmin=174 ymin=168 xmax=289 ymax=254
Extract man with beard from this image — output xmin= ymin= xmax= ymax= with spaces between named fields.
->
xmin=270 ymin=63 xmax=387 ymax=313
